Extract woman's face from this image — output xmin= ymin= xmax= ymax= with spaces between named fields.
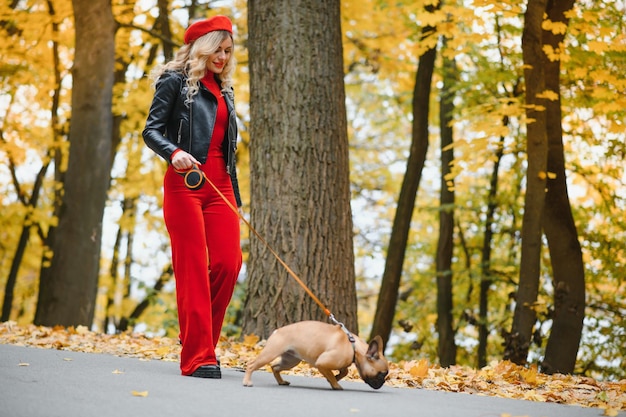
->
xmin=206 ymin=37 xmax=233 ymax=74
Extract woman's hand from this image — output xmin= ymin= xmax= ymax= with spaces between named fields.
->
xmin=171 ymin=150 xmax=200 ymax=170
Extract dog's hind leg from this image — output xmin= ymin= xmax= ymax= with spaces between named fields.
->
xmin=271 ymin=351 xmax=301 ymax=386
xmin=335 ymin=367 xmax=349 ymax=381
xmin=243 ymin=346 xmax=284 ymax=387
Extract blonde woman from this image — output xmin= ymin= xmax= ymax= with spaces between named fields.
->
xmin=143 ymin=15 xmax=242 ymax=379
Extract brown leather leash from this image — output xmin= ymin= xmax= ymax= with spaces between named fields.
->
xmin=201 ymin=169 xmax=339 ymax=319
xmin=174 ymin=164 xmax=352 ymax=335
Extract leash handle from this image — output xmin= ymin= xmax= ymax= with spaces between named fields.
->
xmin=173 ymin=164 xmax=206 ymax=190
xmin=204 ymin=177 xmax=333 ymax=319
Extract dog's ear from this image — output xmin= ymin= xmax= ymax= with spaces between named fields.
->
xmin=367 ymin=335 xmax=384 ymax=360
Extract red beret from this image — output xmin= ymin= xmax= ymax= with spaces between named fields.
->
xmin=184 ymin=15 xmax=233 ymax=44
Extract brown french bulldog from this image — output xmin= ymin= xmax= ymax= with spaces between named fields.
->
xmin=242 ymin=320 xmax=389 ymax=390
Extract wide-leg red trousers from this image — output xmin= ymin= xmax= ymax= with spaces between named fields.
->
xmin=163 ymin=155 xmax=242 ymax=376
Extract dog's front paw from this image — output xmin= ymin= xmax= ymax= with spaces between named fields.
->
xmin=278 ymin=380 xmax=290 ymax=386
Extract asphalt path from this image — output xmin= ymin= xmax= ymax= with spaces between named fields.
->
xmin=0 ymin=343 xmax=620 ymax=417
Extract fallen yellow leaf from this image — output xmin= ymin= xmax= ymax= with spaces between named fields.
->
xmin=18 ymin=362 xmax=29 ymax=367
xmin=408 ymin=359 xmax=430 ymax=379
xmin=131 ymin=390 xmax=148 ymax=397
xmin=520 ymin=366 xmax=538 ymax=385
xmin=155 ymin=346 xmax=171 ymax=357
xmin=75 ymin=325 xmax=90 ymax=335
xmin=523 ymin=390 xmax=547 ymax=402
xmin=242 ymin=334 xmax=260 ymax=347
xmin=112 ymin=369 xmax=124 ymax=374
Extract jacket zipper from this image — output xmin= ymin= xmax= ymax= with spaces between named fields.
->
xmin=176 ymin=119 xmax=183 ymax=144
xmin=189 ymin=102 xmax=193 ymax=155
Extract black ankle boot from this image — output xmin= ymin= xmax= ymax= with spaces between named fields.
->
xmin=190 ymin=364 xmax=221 ymax=379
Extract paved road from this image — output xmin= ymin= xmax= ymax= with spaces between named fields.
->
xmin=0 ymin=343 xmax=620 ymax=417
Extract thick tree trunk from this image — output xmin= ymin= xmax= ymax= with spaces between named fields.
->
xmin=541 ymin=0 xmax=585 ymax=375
xmin=504 ymin=0 xmax=549 ymax=365
xmin=436 ymin=49 xmax=457 ymax=367
xmin=369 ymin=5 xmax=440 ymax=347
xmin=243 ymin=0 xmax=357 ymax=339
xmin=34 ymin=0 xmax=115 ymax=327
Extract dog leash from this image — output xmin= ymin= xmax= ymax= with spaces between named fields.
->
xmin=175 ymin=164 xmax=356 ymax=347
xmin=178 ymin=167 xmax=332 ymax=314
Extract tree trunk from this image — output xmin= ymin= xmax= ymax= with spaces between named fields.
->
xmin=541 ymin=0 xmax=585 ymax=375
xmin=2 ymin=0 xmax=61 ymax=323
xmin=104 ymin=224 xmax=123 ymax=332
xmin=504 ymin=0 xmax=549 ymax=365
xmin=477 ymin=133 xmax=504 ymax=368
xmin=34 ymin=0 xmax=115 ymax=327
xmin=157 ymin=0 xmax=174 ymax=60
xmin=436 ymin=47 xmax=457 ymax=367
xmin=1 ymin=161 xmax=50 ymax=321
xmin=369 ymin=4 xmax=440 ymax=348
xmin=242 ymin=0 xmax=357 ymax=339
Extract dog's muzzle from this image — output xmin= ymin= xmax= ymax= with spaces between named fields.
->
xmin=364 ymin=371 xmax=388 ymax=390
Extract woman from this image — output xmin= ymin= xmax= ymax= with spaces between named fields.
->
xmin=142 ymin=15 xmax=242 ymax=379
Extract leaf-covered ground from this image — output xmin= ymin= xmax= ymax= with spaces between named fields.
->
xmin=1 ymin=322 xmax=624 ymax=415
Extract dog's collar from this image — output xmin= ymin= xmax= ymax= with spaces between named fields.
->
xmin=338 ymin=322 xmax=357 ymax=363
xmin=329 ymin=315 xmax=357 ymax=363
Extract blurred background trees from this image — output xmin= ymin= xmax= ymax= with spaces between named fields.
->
xmin=0 ymin=0 xmax=624 ymax=380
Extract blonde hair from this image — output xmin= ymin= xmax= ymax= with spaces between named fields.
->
xmin=150 ymin=30 xmax=236 ymax=104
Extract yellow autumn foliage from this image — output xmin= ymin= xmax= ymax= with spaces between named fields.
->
xmin=1 ymin=0 xmax=625 ymax=384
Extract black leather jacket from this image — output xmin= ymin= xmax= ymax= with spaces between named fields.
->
xmin=142 ymin=70 xmax=241 ymax=206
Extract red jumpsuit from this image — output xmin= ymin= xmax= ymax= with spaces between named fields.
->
xmin=162 ymin=73 xmax=242 ymax=376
